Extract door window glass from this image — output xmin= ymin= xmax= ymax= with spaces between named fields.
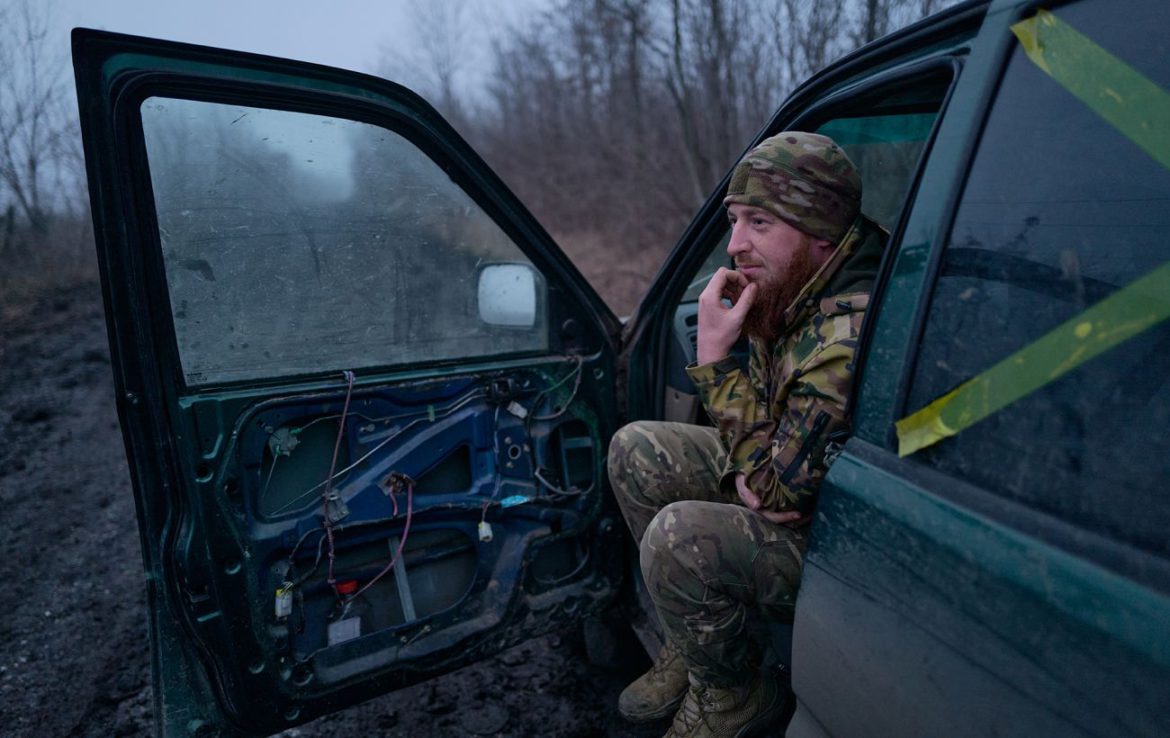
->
xmin=904 ymin=0 xmax=1170 ymax=554
xmin=140 ymin=98 xmax=548 ymax=386
xmin=817 ymin=108 xmax=938 ymax=231
xmin=681 ymin=231 xmax=731 ymax=302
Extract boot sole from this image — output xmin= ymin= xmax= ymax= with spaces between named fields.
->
xmin=618 ymin=691 xmax=687 ymax=724
xmin=734 ymin=678 xmax=787 ymax=738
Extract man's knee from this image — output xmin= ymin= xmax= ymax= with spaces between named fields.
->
xmin=640 ymin=500 xmax=715 ymax=584
xmin=608 ymin=420 xmax=718 ymax=483
xmin=607 ymin=421 xmax=676 ymax=502
xmin=641 ymin=501 xmax=799 ymax=596
xmin=606 ymin=421 xmax=648 ymax=486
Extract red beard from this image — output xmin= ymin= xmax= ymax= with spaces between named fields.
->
xmin=742 ymin=239 xmax=819 ymax=344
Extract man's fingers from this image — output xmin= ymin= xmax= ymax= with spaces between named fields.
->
xmin=736 ymin=474 xmax=808 ymax=524
xmin=696 ymin=268 xmax=747 ymax=363
xmin=735 ymin=474 xmax=762 ymax=510
xmin=723 ymin=279 xmax=744 ymax=302
xmin=702 ymin=268 xmax=757 ymax=310
xmin=730 ymin=282 xmax=756 ymax=316
xmin=700 ymin=268 xmax=732 ymax=305
xmin=760 ymin=510 xmax=806 ymax=524
xmin=724 ymin=269 xmax=749 ymax=287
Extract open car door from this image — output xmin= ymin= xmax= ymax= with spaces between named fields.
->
xmin=72 ymin=29 xmax=625 ymax=736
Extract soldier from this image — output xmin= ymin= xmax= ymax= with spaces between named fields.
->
xmin=608 ymin=131 xmax=887 ymax=737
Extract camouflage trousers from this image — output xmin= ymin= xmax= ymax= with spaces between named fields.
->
xmin=607 ymin=421 xmax=806 ymax=688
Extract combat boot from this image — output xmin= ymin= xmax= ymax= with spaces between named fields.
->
xmin=663 ymin=671 xmax=784 ymax=738
xmin=618 ymin=639 xmax=689 ymax=722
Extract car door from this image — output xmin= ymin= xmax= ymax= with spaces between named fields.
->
xmin=73 ymin=29 xmax=626 ymax=736
xmin=792 ymin=0 xmax=1170 ymax=736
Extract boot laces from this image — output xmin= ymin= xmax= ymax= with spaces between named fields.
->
xmin=651 ymin=643 xmax=679 ymax=677
xmin=674 ymin=686 xmax=707 ymax=733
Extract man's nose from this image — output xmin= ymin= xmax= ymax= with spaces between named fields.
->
xmin=727 ymin=222 xmax=749 ymax=257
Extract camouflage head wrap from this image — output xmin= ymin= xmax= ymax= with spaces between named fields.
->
xmin=723 ymin=131 xmax=862 ymax=243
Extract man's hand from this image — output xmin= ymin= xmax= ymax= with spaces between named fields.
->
xmin=735 ymin=473 xmax=806 ymax=525
xmin=696 ymin=268 xmax=756 ymax=365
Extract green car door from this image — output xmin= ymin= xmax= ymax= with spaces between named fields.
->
xmin=73 ymin=29 xmax=626 ymax=736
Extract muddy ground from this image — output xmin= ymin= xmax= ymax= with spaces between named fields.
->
xmin=0 ymin=282 xmax=664 ymax=738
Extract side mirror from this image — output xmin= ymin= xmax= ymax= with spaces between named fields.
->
xmin=477 ymin=263 xmax=538 ymax=328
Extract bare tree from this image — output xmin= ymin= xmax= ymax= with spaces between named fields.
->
xmin=372 ymin=0 xmax=960 ymax=314
xmin=656 ymin=0 xmax=785 ymax=204
xmin=0 ymin=0 xmax=96 ymax=305
xmin=852 ymin=0 xmax=951 ymax=46
xmin=378 ymin=0 xmax=473 ymax=130
xmin=663 ymin=0 xmax=714 ymax=204
xmin=0 ymin=0 xmax=77 ymax=239
xmin=779 ymin=0 xmax=848 ymax=83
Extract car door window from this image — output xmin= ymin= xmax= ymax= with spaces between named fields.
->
xmin=141 ymin=98 xmax=548 ymax=386
xmin=680 ymin=231 xmax=732 ymax=302
xmin=817 ymin=106 xmax=939 ymax=231
xmin=903 ymin=0 xmax=1170 ymax=555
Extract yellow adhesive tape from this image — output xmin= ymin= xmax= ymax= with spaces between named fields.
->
xmin=898 ymin=261 xmax=1170 ymax=456
xmin=896 ymin=9 xmax=1170 ymax=456
xmin=1011 ymin=10 xmax=1170 ymax=172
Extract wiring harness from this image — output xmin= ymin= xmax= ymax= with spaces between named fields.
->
xmin=270 ymin=357 xmax=595 ymax=658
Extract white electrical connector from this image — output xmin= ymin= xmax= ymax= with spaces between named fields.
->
xmin=477 ymin=521 xmax=494 ymax=542
xmin=274 ymin=586 xmax=292 ymax=619
xmin=505 ymin=401 xmax=528 ymax=419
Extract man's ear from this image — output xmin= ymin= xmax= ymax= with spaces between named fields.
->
xmin=810 ymin=237 xmax=835 ymax=259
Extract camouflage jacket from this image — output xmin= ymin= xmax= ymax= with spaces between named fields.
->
xmin=686 ymin=216 xmax=887 ymax=513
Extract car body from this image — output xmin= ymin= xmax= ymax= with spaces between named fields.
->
xmin=72 ymin=0 xmax=1170 ymax=735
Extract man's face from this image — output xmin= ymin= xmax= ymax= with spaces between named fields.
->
xmin=726 ymin=203 xmax=825 ymax=342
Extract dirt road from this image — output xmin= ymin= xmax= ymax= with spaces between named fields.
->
xmin=0 ymin=283 xmax=661 ymax=737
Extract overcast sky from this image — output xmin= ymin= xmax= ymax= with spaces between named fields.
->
xmin=51 ymin=0 xmax=545 ymax=96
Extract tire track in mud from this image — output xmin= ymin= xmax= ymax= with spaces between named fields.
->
xmin=0 ymin=284 xmax=151 ymax=737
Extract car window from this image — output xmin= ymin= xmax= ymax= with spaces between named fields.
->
xmin=818 ymin=109 xmax=937 ymax=231
xmin=139 ymin=98 xmax=548 ymax=386
xmin=903 ymin=0 xmax=1170 ymax=555
xmin=681 ymin=231 xmax=731 ymax=302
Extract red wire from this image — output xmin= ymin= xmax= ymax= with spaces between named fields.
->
xmin=353 ymin=474 xmax=413 ymax=600
xmin=323 ymin=370 xmax=356 ymax=589
xmin=316 ymin=370 xmax=412 ymax=602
